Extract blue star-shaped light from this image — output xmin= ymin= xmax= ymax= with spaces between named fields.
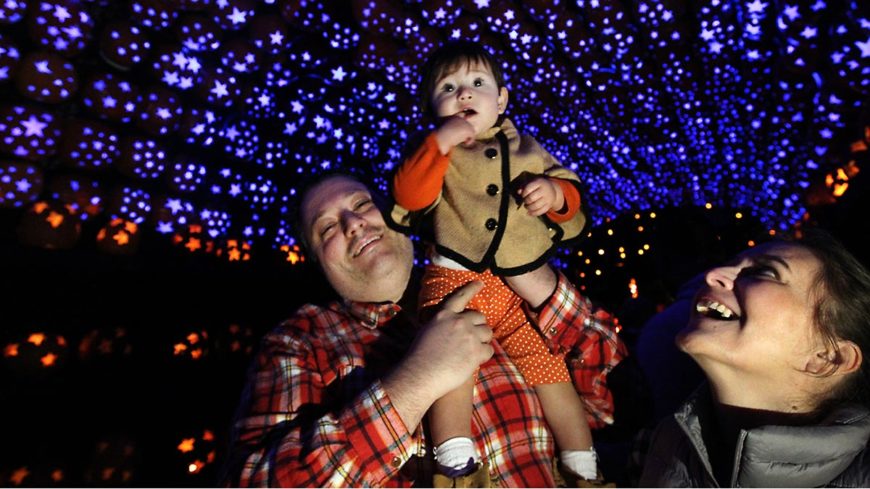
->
xmin=21 ymin=116 xmax=47 ymax=137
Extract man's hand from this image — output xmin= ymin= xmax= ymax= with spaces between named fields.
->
xmin=434 ymin=116 xmax=477 ymax=155
xmin=410 ymin=281 xmax=492 ymax=396
xmin=382 ymin=281 xmax=492 ymax=431
xmin=519 ymin=177 xmax=564 ymax=216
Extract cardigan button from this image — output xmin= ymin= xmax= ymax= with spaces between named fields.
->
xmin=484 ymin=148 xmax=498 ymax=159
xmin=486 ymin=184 xmax=499 ymax=196
xmin=485 ymin=218 xmax=497 ymax=231
xmin=390 ymin=456 xmax=402 ymax=468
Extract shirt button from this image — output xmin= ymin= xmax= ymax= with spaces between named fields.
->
xmin=486 ymin=184 xmax=499 ymax=196
xmin=390 ymin=456 xmax=402 ymax=468
xmin=485 ymin=218 xmax=497 ymax=231
xmin=484 ymin=148 xmax=498 ymax=159
xmin=549 ymin=327 xmax=557 ymax=335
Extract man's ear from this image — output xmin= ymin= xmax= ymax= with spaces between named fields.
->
xmin=804 ymin=340 xmax=863 ymax=376
xmin=498 ymin=87 xmax=509 ymax=114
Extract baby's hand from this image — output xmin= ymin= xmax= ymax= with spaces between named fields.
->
xmin=434 ymin=116 xmax=476 ymax=155
xmin=519 ymin=177 xmax=564 ymax=217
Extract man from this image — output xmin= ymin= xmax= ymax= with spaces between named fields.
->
xmin=222 ymin=173 xmax=623 ymax=487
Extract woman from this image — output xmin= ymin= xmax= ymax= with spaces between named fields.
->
xmin=640 ymin=230 xmax=870 ymax=487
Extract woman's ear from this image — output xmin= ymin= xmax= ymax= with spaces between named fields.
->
xmin=804 ymin=340 xmax=863 ymax=376
xmin=834 ymin=340 xmax=863 ymax=375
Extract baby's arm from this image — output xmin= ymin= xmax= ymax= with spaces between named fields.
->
xmin=518 ymin=177 xmax=565 ymax=217
xmin=433 ymin=115 xmax=477 ymax=154
xmin=392 ymin=116 xmax=477 ymax=212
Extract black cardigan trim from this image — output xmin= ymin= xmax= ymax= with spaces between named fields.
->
xmin=430 ymin=130 xmax=587 ymax=277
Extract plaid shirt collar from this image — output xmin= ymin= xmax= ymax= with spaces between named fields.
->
xmin=334 ymin=299 xmax=404 ymax=330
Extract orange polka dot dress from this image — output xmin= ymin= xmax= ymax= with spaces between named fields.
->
xmin=419 ymin=265 xmax=570 ymax=385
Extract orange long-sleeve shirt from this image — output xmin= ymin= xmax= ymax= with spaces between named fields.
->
xmin=393 ymin=132 xmax=581 ymax=223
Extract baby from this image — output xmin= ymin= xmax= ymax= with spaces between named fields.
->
xmin=390 ymin=40 xmax=600 ymax=483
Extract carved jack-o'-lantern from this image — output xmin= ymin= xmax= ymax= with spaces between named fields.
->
xmin=96 ymin=218 xmax=141 ymax=255
xmin=214 ymin=238 xmax=251 ymax=262
xmin=80 ymin=72 xmax=141 ymax=124
xmin=149 ymin=43 xmax=203 ymax=94
xmin=213 ymin=323 xmax=255 ymax=357
xmin=26 ymin=0 xmax=95 ymax=56
xmin=172 ymin=329 xmax=209 ymax=361
xmin=129 ymin=0 xmax=177 ymax=31
xmin=17 ymin=200 xmax=81 ymax=249
xmin=196 ymin=66 xmax=247 ymax=109
xmin=136 ymin=87 xmax=183 ymax=136
xmin=248 ymin=13 xmax=289 ymax=55
xmin=3 ymin=331 xmax=69 ymax=375
xmin=99 ymin=21 xmax=151 ymax=71
xmin=15 ymin=51 xmax=78 ymax=104
xmin=172 ymin=223 xmax=215 ymax=255
xmin=57 ymin=117 xmax=120 ymax=171
xmin=46 ymin=174 xmax=104 ymax=220
xmin=174 ymin=13 xmax=222 ymax=53
xmin=0 ymin=32 xmax=21 ymax=82
xmin=210 ymin=0 xmax=255 ymax=31
xmin=84 ymin=435 xmax=140 ymax=486
xmin=279 ymin=243 xmax=305 ymax=265
xmin=78 ymin=327 xmax=133 ymax=361
xmin=1 ymin=464 xmax=66 ymax=487
xmin=176 ymin=429 xmax=216 ymax=476
xmin=0 ymin=104 xmax=62 ymax=162
xmin=0 ymin=161 xmax=43 ymax=208
xmin=0 ymin=1 xmax=26 ymax=24
xmin=116 ymin=134 xmax=169 ymax=180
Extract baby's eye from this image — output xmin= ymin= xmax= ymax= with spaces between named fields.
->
xmin=442 ymin=83 xmax=455 ymax=92
xmin=473 ymin=78 xmax=483 ymax=87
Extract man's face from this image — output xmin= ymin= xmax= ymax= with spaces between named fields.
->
xmin=301 ymin=176 xmax=414 ymax=303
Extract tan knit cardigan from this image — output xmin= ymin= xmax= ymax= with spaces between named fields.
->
xmin=390 ymin=118 xmax=586 ymax=275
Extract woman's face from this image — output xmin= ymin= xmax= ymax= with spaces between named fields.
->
xmin=678 ymin=242 xmax=826 ymax=396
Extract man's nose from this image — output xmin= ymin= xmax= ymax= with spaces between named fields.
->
xmin=342 ymin=212 xmax=366 ymax=235
xmin=705 ymin=265 xmax=737 ymax=290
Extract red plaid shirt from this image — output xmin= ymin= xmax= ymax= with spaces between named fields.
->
xmin=224 ymin=272 xmax=625 ymax=487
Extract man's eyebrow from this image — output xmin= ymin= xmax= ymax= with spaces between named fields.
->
xmin=308 ymin=190 xmax=370 ymax=227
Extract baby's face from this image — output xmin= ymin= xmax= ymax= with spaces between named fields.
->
xmin=429 ymin=60 xmax=508 ymax=137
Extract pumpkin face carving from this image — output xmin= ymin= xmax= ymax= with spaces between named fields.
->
xmin=3 ymin=331 xmax=69 ymax=375
xmin=0 ymin=161 xmax=43 ymax=208
xmin=96 ymin=218 xmax=141 ymax=255
xmin=16 ymin=200 xmax=81 ymax=249
xmin=176 ymin=429 xmax=216 ymax=477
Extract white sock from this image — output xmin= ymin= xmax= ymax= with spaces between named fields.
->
xmin=561 ymin=448 xmax=598 ymax=480
xmin=434 ymin=437 xmax=478 ymax=476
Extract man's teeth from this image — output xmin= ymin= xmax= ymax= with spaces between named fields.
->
xmin=695 ymin=300 xmax=736 ymax=319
